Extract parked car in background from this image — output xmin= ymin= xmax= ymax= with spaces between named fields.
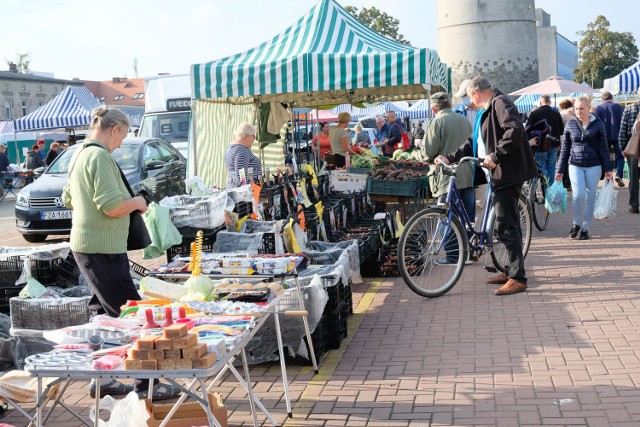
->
xmin=15 ymin=137 xmax=187 ymax=242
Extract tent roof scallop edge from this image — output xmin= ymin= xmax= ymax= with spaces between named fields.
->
xmin=190 ymin=0 xmax=448 ymax=105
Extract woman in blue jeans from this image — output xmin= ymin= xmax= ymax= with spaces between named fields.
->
xmin=555 ymin=96 xmax=612 ymax=240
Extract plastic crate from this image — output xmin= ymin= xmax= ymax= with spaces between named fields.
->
xmin=329 ymin=171 xmax=368 ymax=193
xmin=234 ymin=201 xmax=253 ymax=218
xmin=325 ymin=301 xmax=347 ymax=350
xmin=347 ymin=167 xmax=372 ymax=174
xmin=0 ymin=285 xmax=22 ymax=315
xmin=58 ymin=252 xmax=80 ymax=285
xmin=129 ymin=260 xmax=149 ymax=281
xmin=0 ymin=256 xmax=23 ymax=286
xmin=257 ymin=233 xmax=277 ymax=255
xmin=165 ymin=226 xmax=223 ymax=262
xmin=10 ymin=296 xmax=91 ymax=330
xmin=366 ymin=176 xmax=420 ymax=196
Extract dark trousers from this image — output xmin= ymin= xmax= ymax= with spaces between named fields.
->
xmin=629 ymin=157 xmax=639 ymax=208
xmin=610 ymin=140 xmax=625 ymax=178
xmin=74 ymin=252 xmax=154 ymax=392
xmin=493 ymin=184 xmax=526 ymax=282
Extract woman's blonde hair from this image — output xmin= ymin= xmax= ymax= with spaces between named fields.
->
xmin=235 ymin=123 xmax=257 ymax=139
xmin=337 ymin=112 xmax=351 ymax=124
xmin=354 ymin=124 xmax=362 ymax=132
xmin=90 ymin=106 xmax=130 ymax=131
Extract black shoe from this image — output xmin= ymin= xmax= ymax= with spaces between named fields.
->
xmin=569 ymin=225 xmax=581 ymax=238
xmin=579 ymin=230 xmax=590 ymax=240
xmin=615 ymin=176 xmax=626 ymax=187
xmin=89 ymin=379 xmax=133 ymax=398
xmin=136 ymin=382 xmax=182 ymax=401
xmin=630 ymin=207 xmax=640 ymax=214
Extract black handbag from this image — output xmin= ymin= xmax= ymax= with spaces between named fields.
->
xmin=71 ymin=143 xmax=151 ymax=251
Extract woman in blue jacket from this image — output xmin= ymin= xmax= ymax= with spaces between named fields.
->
xmin=555 ymin=96 xmax=612 ymax=240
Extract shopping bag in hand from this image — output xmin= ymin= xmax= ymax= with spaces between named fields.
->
xmin=594 ymin=180 xmax=617 ymax=220
xmin=544 ymin=180 xmax=567 ymax=214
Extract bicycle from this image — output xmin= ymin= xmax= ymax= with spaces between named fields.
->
xmin=397 ymin=157 xmax=532 ymax=298
xmin=523 ymin=167 xmax=550 ymax=231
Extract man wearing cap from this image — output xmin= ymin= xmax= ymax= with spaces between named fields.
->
xmin=452 ymin=79 xmax=478 ymax=126
xmin=437 ymin=76 xmax=537 ymax=296
xmin=423 ymin=92 xmax=474 ymax=265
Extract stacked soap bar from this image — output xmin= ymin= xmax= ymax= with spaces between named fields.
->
xmin=124 ymin=323 xmax=218 ymax=370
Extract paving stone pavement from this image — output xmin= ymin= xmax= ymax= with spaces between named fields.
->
xmin=2 ymin=181 xmax=640 ymax=426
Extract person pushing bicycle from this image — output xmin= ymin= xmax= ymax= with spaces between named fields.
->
xmin=435 ymin=76 xmax=538 ymax=296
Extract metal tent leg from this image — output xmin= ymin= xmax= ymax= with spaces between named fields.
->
xmin=273 ymin=311 xmax=292 ymax=417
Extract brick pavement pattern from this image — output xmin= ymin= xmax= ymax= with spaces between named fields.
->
xmin=2 ymin=183 xmax=640 ymax=425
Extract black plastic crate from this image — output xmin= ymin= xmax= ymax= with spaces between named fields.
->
xmin=257 ymin=233 xmax=277 ymax=255
xmin=0 ymin=285 xmax=22 ymax=315
xmin=129 ymin=260 xmax=149 ymax=281
xmin=58 ymin=252 xmax=80 ymax=284
xmin=0 ymin=256 xmax=23 ymax=286
xmin=342 ymin=285 xmax=353 ymax=318
xmin=234 ymin=201 xmax=253 ymax=218
xmin=10 ymin=296 xmax=91 ymax=330
xmin=325 ymin=301 xmax=347 ymax=350
xmin=166 ymin=226 xmax=223 ymax=262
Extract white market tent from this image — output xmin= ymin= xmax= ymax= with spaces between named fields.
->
xmin=603 ymin=60 xmax=640 ymax=94
xmin=189 ymin=0 xmax=449 ymax=188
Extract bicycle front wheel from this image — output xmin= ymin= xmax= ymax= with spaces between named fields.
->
xmin=490 ymin=194 xmax=532 ymax=272
xmin=398 ymin=207 xmax=468 ymax=298
xmin=531 ymin=176 xmax=550 ymax=231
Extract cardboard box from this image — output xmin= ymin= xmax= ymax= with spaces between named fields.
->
xmin=146 ymin=392 xmax=227 ymax=427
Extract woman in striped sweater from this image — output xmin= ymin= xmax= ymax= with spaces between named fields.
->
xmin=225 ymin=123 xmax=262 ymax=188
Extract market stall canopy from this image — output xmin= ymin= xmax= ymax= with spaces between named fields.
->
xmin=110 ymin=105 xmax=145 ymax=127
xmin=331 ymin=101 xmax=410 ymax=120
xmin=406 ymin=99 xmax=434 ymax=119
xmin=0 ymin=120 xmax=13 ymax=134
xmin=510 ymin=76 xmax=599 ymax=96
xmin=13 ymin=86 xmax=102 ymax=132
xmin=514 ymin=92 xmax=589 ymax=112
xmin=603 ymin=60 xmax=640 ymax=94
xmin=190 ymin=0 xmax=448 ymax=106
xmin=308 ymin=109 xmax=339 ymax=122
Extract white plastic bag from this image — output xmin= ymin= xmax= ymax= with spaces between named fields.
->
xmin=89 ymin=391 xmax=149 ymax=427
xmin=594 ymin=180 xmax=617 ymax=220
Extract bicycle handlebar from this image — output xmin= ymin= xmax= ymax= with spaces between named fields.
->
xmin=440 ymin=156 xmax=485 ymax=172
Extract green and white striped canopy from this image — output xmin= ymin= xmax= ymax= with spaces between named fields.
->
xmin=191 ymin=0 xmax=448 ymax=106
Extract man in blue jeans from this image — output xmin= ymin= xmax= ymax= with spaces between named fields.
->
xmin=526 ymin=95 xmax=564 ymax=183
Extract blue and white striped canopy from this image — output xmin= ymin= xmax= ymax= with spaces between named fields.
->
xmin=514 ymin=92 xmax=588 ymax=113
xmin=603 ymin=60 xmax=640 ymax=94
xmin=0 ymin=120 xmax=14 ymax=134
xmin=406 ymin=99 xmax=434 ymax=119
xmin=14 ymin=86 xmax=102 ymax=131
xmin=330 ymin=102 xmax=409 ymax=120
xmin=191 ymin=0 xmax=448 ymax=106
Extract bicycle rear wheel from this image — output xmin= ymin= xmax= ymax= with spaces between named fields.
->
xmin=531 ymin=175 xmax=550 ymax=231
xmin=398 ymin=207 xmax=468 ymax=298
xmin=490 ymin=194 xmax=532 ymax=272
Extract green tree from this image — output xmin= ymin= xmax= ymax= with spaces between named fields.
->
xmin=344 ymin=6 xmax=410 ymax=46
xmin=574 ymin=16 xmax=638 ymax=88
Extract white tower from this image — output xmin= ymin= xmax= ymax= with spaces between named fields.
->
xmin=437 ymin=0 xmax=539 ymax=96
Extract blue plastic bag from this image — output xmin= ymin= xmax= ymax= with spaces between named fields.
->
xmin=545 ymin=180 xmax=567 ymax=214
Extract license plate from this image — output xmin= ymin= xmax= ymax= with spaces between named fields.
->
xmin=41 ymin=210 xmax=72 ymax=220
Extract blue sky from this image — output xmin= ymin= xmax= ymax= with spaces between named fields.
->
xmin=1 ymin=0 xmax=637 ymax=81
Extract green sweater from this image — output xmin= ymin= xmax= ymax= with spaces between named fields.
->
xmin=62 ymin=139 xmax=131 ymax=254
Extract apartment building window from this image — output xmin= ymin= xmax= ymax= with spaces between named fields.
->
xmin=53 ymin=86 xmax=57 ymax=93
xmin=99 ymin=96 xmax=106 ymax=101
xmin=133 ymin=93 xmax=144 ymax=99
xmin=4 ymin=101 xmax=11 ymax=119
xmin=114 ymin=95 xmax=124 ymax=101
xmin=38 ymin=101 xmax=44 ymax=107
xmin=22 ymin=101 xmax=27 ymax=116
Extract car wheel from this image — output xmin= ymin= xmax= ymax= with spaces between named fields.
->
xmin=22 ymin=234 xmax=48 ymax=243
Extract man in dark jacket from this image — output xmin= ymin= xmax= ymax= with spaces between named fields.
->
xmin=526 ymin=94 xmax=564 ymax=182
xmin=0 ymin=144 xmax=10 ymax=197
xmin=25 ymin=144 xmax=44 ymax=170
xmin=619 ymin=89 xmax=640 ymax=213
xmin=438 ymin=76 xmax=537 ymax=296
xmin=595 ymin=91 xmax=625 ymax=187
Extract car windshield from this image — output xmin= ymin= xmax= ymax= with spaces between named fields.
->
xmin=46 ymin=144 xmax=139 ymax=173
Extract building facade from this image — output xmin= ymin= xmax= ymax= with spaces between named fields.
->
xmin=0 ymin=68 xmax=84 ymax=120
xmin=84 ymin=77 xmax=145 ymax=107
xmin=536 ymin=9 xmax=578 ymax=81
